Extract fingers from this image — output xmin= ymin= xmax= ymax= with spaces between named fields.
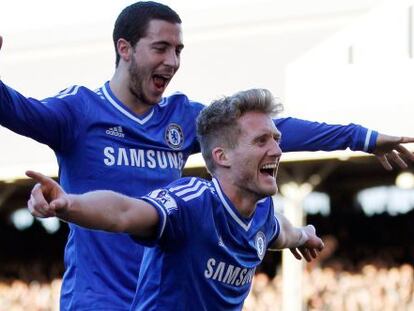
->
xmin=50 ymin=197 xmax=70 ymax=212
xmin=290 ymin=247 xmax=316 ymax=262
xmin=290 ymin=224 xmax=325 ymax=261
xmin=25 ymin=170 xmax=55 ymax=185
xmin=25 ymin=170 xmax=63 ymax=199
xmin=27 ymin=184 xmax=56 ymax=218
xmin=396 ymin=145 xmax=414 ymax=162
xmin=290 ymin=243 xmax=323 ymax=262
xmin=376 ymin=155 xmax=393 ymax=171
xmin=374 ymin=134 xmax=414 ymax=170
xmin=31 ymin=182 xmax=50 ymax=211
xmin=289 ymin=248 xmax=302 ymax=260
xmin=386 ymin=151 xmax=408 ymax=169
xmin=0 ymin=36 xmax=2 ymax=50
xmin=300 ymin=248 xmax=312 ymax=262
xmin=309 ymin=248 xmax=318 ymax=258
xmin=377 ymin=148 xmax=414 ymax=171
xmin=303 ymin=224 xmax=316 ymax=235
xmin=400 ymin=136 xmax=414 ymax=144
xmin=28 ymin=193 xmax=45 ymax=218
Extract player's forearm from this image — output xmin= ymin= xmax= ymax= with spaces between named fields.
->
xmin=275 ymin=117 xmax=378 ymax=153
xmin=271 ymin=213 xmax=306 ymax=249
xmin=60 ymin=191 xmax=140 ymax=233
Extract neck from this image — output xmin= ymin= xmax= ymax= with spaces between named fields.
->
xmin=214 ymin=174 xmax=260 ymax=218
xmin=110 ymin=72 xmax=152 ymax=115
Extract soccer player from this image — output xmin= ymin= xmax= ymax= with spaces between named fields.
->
xmin=27 ymin=88 xmax=324 ymax=310
xmin=0 ymin=1 xmax=413 ymax=310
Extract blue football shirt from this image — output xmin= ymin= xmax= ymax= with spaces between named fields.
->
xmin=132 ymin=177 xmax=280 ymax=310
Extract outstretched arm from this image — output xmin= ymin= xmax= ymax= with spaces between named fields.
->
xmin=26 ymin=171 xmax=159 ymax=239
xmin=271 ymin=212 xmax=324 ymax=262
xmin=275 ymin=118 xmax=414 ymax=170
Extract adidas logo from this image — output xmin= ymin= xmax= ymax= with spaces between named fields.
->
xmin=106 ymin=126 xmax=125 ymax=138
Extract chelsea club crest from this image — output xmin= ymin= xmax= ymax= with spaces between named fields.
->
xmin=165 ymin=123 xmax=184 ymax=149
xmin=255 ymin=231 xmax=266 ymax=260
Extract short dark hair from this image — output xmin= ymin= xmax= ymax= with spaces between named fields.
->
xmin=196 ymin=89 xmax=283 ymax=174
xmin=113 ymin=1 xmax=182 ymax=66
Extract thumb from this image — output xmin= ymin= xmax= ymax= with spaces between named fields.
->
xmin=50 ymin=197 xmax=70 ymax=213
xmin=304 ymin=224 xmax=316 ymax=235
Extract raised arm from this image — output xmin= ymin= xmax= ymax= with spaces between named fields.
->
xmin=271 ymin=212 xmax=324 ymax=262
xmin=0 ymin=36 xmax=82 ymax=151
xmin=26 ymin=171 xmax=159 ymax=239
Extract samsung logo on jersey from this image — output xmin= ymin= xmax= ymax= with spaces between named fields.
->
xmin=103 ymin=147 xmax=184 ymax=169
xmin=204 ymin=258 xmax=255 ymax=287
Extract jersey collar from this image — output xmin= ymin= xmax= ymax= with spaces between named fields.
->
xmin=212 ymin=178 xmax=255 ymax=232
xmin=101 ymin=81 xmax=156 ymax=125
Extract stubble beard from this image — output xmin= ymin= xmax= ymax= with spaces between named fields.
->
xmin=128 ymin=57 xmax=156 ymax=107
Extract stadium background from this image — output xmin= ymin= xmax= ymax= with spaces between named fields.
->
xmin=1 ymin=0 xmax=414 ymax=310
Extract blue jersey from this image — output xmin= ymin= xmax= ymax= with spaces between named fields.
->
xmin=132 ymin=177 xmax=280 ymax=310
xmin=0 ymin=80 xmax=377 ymax=310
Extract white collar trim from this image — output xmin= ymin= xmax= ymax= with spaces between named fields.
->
xmin=102 ymin=84 xmax=154 ymax=125
xmin=212 ymin=178 xmax=252 ymax=232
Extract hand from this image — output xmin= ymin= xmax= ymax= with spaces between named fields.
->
xmin=289 ymin=225 xmax=324 ymax=262
xmin=374 ymin=134 xmax=414 ymax=170
xmin=25 ymin=170 xmax=70 ymax=218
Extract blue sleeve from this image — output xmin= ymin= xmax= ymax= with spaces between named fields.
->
xmin=0 ymin=82 xmax=83 ymax=152
xmin=275 ymin=117 xmax=378 ymax=153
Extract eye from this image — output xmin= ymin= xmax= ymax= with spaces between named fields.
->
xmin=154 ymin=46 xmax=167 ymax=53
xmin=175 ymin=47 xmax=183 ymax=56
xmin=273 ymin=133 xmax=281 ymax=144
xmin=256 ymin=136 xmax=268 ymax=146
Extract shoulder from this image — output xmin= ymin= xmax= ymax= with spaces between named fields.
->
xmin=51 ymin=85 xmax=96 ymax=99
xmin=42 ymin=85 xmax=105 ymax=113
xmin=163 ymin=177 xmax=213 ymax=207
xmin=144 ymin=177 xmax=212 ymax=216
xmin=42 ymin=85 xmax=100 ymax=105
xmin=159 ymin=92 xmax=205 ymax=113
xmin=166 ymin=177 xmax=212 ymax=201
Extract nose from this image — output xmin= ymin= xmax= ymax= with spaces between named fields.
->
xmin=164 ymin=49 xmax=180 ymax=70
xmin=269 ymin=140 xmax=282 ymax=158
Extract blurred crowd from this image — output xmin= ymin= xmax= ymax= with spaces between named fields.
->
xmin=244 ymin=261 xmax=414 ymax=311
xmin=0 ymin=261 xmax=62 ymax=311
xmin=0 ymin=279 xmax=60 ymax=311
xmin=1 ymin=260 xmax=413 ymax=311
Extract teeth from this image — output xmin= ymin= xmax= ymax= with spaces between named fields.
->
xmin=154 ymin=73 xmax=171 ymax=79
xmin=261 ymin=163 xmax=277 ymax=169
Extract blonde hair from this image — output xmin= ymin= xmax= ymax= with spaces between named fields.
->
xmin=196 ymin=88 xmax=283 ymax=174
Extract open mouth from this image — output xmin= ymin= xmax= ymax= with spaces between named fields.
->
xmin=153 ymin=74 xmax=170 ymax=89
xmin=260 ymin=163 xmax=278 ymax=177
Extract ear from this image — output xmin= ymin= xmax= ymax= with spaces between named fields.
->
xmin=212 ymin=147 xmax=231 ymax=168
xmin=117 ymin=38 xmax=133 ymax=63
